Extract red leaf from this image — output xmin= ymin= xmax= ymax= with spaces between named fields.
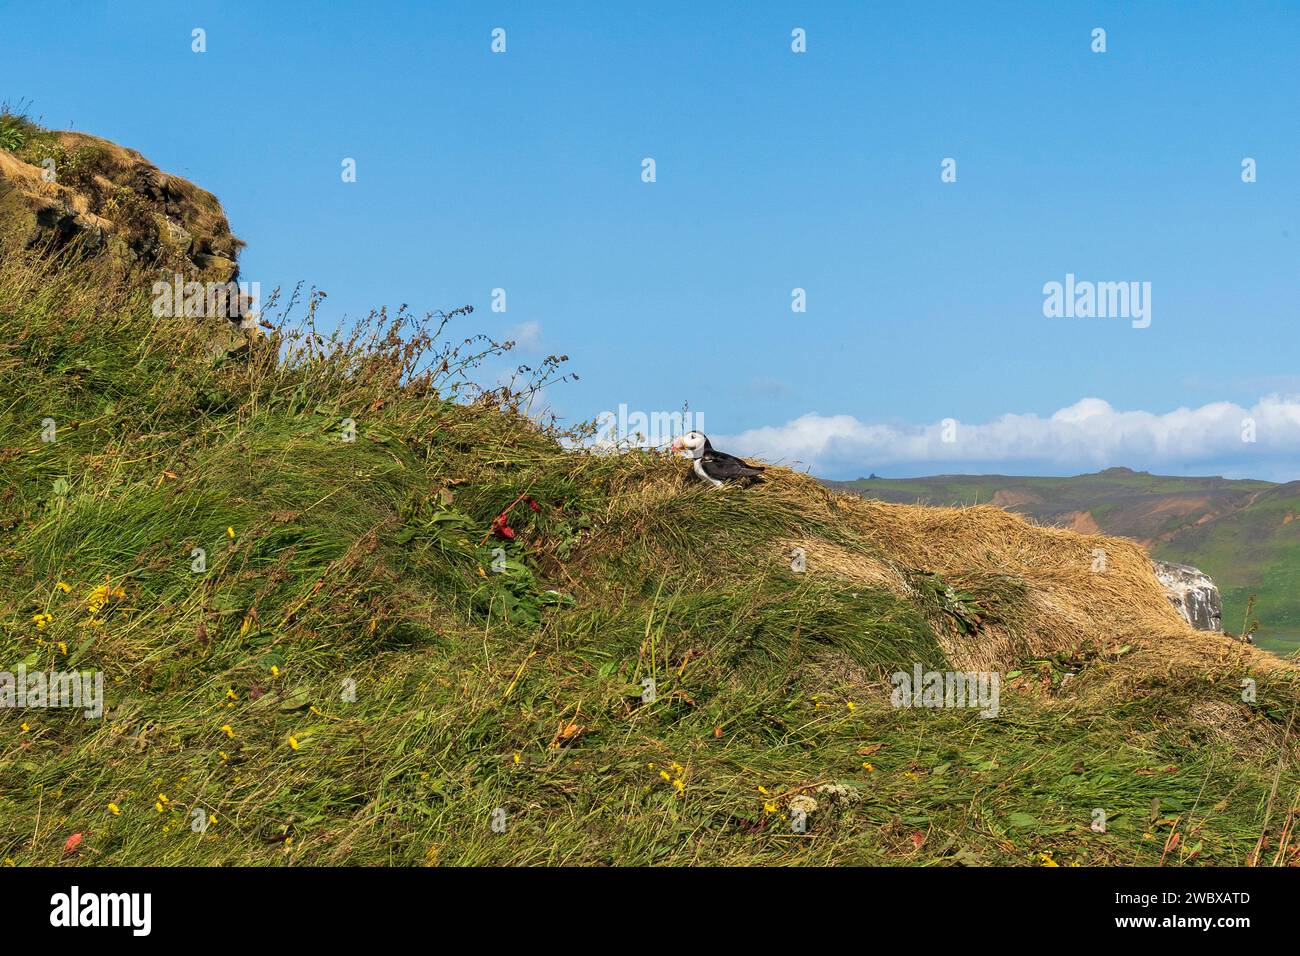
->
xmin=64 ymin=832 xmax=83 ymax=854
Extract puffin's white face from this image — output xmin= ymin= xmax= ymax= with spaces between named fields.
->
xmin=671 ymin=431 xmax=708 ymax=458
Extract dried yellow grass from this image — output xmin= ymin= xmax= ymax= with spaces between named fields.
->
xmin=777 ymin=536 xmax=909 ymax=593
xmin=611 ymin=461 xmax=1293 ymax=677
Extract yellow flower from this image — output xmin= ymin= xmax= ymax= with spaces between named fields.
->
xmin=1038 ymin=853 xmax=1059 ymax=867
xmin=220 ymin=725 xmax=234 ymax=739
xmin=227 ymin=527 xmax=236 ymax=539
xmin=846 ymin=701 xmax=856 ymax=712
xmin=288 ymin=736 xmax=300 ymax=750
xmin=208 ymin=814 xmax=217 ymax=825
xmin=218 ymin=751 xmax=229 ymax=762
xmin=55 ymin=581 xmax=71 ymax=593
xmin=157 ymin=793 xmax=169 ymax=803
xmin=513 ymin=752 xmax=520 ymax=765
xmin=758 ymin=786 xmax=770 ymax=796
xmin=672 ymin=779 xmax=684 ymax=794
xmin=764 ymin=801 xmax=778 ymax=813
xmin=85 ymin=583 xmax=125 ymax=615
xmin=108 ymin=803 xmax=121 ymax=815
xmin=19 ymin=722 xmax=29 ymax=733
xmin=862 ymin=762 xmax=875 ymax=772
xmin=154 ymin=801 xmax=164 ymax=813
xmin=270 ymin=665 xmax=280 ymax=678
xmin=477 ymin=566 xmax=487 ymax=578
xmin=659 ymin=770 xmax=670 ymax=782
xmin=31 ymin=613 xmax=51 ymax=629
xmin=56 ymin=641 xmax=67 ymax=655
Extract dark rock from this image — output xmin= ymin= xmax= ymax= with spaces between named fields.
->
xmin=0 ymin=130 xmax=243 ymax=283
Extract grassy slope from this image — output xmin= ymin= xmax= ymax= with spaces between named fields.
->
xmin=2 ymin=254 xmax=1299 ymax=867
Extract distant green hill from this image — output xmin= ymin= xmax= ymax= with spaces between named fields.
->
xmin=1156 ymin=482 xmax=1300 ymax=656
xmin=828 ymin=469 xmax=1300 ymax=658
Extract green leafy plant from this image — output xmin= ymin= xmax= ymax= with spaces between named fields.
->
xmin=911 ymin=570 xmax=985 ymax=634
xmin=474 ymin=553 xmax=573 ymax=626
xmin=0 ymin=126 xmax=22 ymax=151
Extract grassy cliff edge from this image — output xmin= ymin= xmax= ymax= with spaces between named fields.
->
xmin=1 ymin=246 xmax=1298 ymax=867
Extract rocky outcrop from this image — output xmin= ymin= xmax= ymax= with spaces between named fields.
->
xmin=2 ymin=124 xmax=254 ymax=355
xmin=1153 ymin=560 xmax=1226 ymax=634
xmin=0 ymin=130 xmax=242 ymax=282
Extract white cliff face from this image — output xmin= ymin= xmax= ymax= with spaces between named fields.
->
xmin=1153 ymin=560 xmax=1226 ymax=634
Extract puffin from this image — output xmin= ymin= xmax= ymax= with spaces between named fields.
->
xmin=670 ymin=431 xmax=765 ymax=487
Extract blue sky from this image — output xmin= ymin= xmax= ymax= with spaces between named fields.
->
xmin=3 ymin=1 xmax=1298 ymax=479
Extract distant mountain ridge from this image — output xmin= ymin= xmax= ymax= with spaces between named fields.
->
xmin=826 ymin=468 xmax=1300 ymax=657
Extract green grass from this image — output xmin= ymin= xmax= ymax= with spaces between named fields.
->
xmin=1 ymin=249 xmax=1298 ymax=866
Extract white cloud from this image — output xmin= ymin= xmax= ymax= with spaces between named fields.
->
xmin=719 ymin=396 xmax=1300 ymax=479
xmin=504 ymin=320 xmax=541 ymax=351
